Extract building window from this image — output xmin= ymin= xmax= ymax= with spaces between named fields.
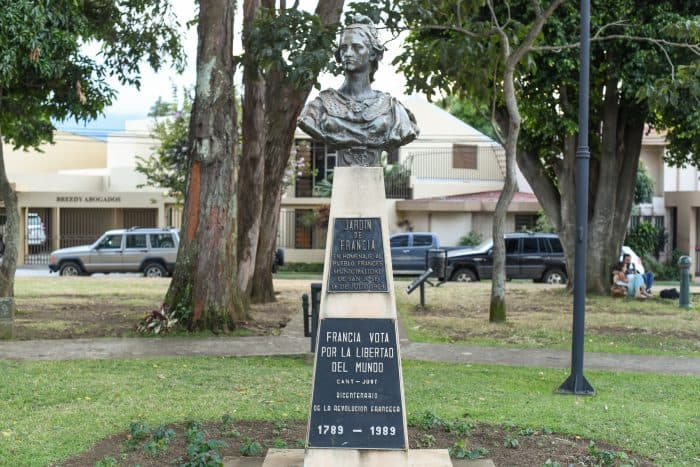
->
xmin=515 ymin=214 xmax=538 ymax=231
xmin=452 ymin=144 xmax=478 ymax=169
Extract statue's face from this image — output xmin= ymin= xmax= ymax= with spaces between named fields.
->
xmin=338 ymin=30 xmax=373 ymax=74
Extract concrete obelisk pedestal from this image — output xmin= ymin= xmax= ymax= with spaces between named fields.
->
xmin=294 ymin=167 xmax=450 ymax=466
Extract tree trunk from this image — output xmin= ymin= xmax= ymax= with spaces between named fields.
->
xmin=487 ymin=0 xmax=561 ymax=321
xmin=490 ymin=67 xmax=519 ymax=323
xmin=237 ymin=0 xmax=266 ymax=299
xmin=165 ymin=0 xmax=246 ymax=330
xmin=0 ymin=122 xmax=19 ymax=297
xmin=249 ymin=0 xmax=344 ymax=303
xmin=250 ymin=79 xmax=305 ymax=303
xmin=517 ymin=95 xmax=645 ymax=294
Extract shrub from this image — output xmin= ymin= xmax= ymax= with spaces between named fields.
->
xmin=458 ymin=231 xmax=483 ymax=247
xmin=625 ymin=222 xmax=665 ymax=258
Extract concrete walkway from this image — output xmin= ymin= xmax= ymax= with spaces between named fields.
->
xmin=1 ymin=310 xmax=698 ymax=376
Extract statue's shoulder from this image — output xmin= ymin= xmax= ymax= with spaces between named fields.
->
xmin=318 ymin=89 xmax=348 ymax=117
xmin=362 ymin=91 xmax=393 ymax=121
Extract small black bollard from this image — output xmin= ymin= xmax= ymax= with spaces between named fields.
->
xmin=678 ymin=255 xmax=692 ymax=308
xmin=302 ymin=293 xmax=310 ymax=337
xmin=309 ymin=283 xmax=322 ymax=352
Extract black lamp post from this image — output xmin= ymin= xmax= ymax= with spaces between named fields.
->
xmin=557 ymin=0 xmax=595 ymax=395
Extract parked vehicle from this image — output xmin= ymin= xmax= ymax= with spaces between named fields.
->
xmin=390 ymin=232 xmax=442 ymax=274
xmin=447 ymin=232 xmax=568 ymax=283
xmin=48 ymin=227 xmax=179 ymax=277
xmin=28 ymin=213 xmax=47 ymax=245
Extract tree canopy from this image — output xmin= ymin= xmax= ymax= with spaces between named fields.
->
xmin=0 ymin=0 xmax=184 ymax=149
xmin=362 ymin=0 xmax=699 ymax=293
xmin=0 ymin=0 xmax=184 ymax=297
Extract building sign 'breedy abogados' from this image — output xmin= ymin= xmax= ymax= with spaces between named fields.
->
xmin=307 ymin=318 xmax=405 ymax=449
xmin=328 ymin=218 xmax=387 ymax=293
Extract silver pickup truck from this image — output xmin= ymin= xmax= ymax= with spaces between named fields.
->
xmin=48 ymin=227 xmax=179 ymax=277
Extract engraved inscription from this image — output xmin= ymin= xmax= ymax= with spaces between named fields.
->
xmin=308 ymin=318 xmax=405 ymax=449
xmin=328 ymin=217 xmax=388 ymax=293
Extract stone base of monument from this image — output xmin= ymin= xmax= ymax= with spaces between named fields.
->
xmin=0 ymin=298 xmax=14 ymax=339
xmin=262 ymin=448 xmax=453 ymax=466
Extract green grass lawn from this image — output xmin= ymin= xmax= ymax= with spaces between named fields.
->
xmin=0 ymin=356 xmax=697 ymax=465
xmin=397 ymin=281 xmax=700 ymax=357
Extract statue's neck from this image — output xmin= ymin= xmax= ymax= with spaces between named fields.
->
xmin=339 ymin=73 xmax=373 ymax=99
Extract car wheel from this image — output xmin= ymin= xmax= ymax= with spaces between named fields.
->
xmin=543 ymin=269 xmax=567 ymax=284
xmin=59 ymin=262 xmax=81 ymax=277
xmin=143 ymin=263 xmax=167 ymax=278
xmin=452 ymin=268 xmax=477 ymax=282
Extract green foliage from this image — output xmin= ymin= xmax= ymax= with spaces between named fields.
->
xmin=272 ymin=437 xmax=288 ymax=449
xmin=245 ymin=7 xmax=340 ymax=90
xmin=645 ymin=249 xmax=687 ymax=281
xmin=534 ymin=210 xmax=555 ymax=233
xmin=239 ymin=437 xmax=263 ymax=456
xmin=312 ymin=178 xmax=333 ymax=197
xmin=408 ymin=411 xmax=446 ymax=431
xmin=416 ymin=433 xmax=436 ymax=448
xmin=126 ymin=421 xmax=151 ymax=450
xmin=0 ymin=0 xmax=184 ymax=149
xmin=625 ymin=222 xmax=665 ymax=258
xmin=137 ymin=304 xmax=181 ymax=335
xmin=439 ymin=95 xmax=498 ymax=140
xmin=95 ymin=456 xmax=118 ymax=467
xmin=444 ymin=419 xmax=474 ymax=436
xmin=143 ymin=424 xmax=175 ymax=456
xmin=458 ymin=231 xmax=483 ymax=247
xmin=448 ymin=440 xmax=488 ymax=459
xmin=588 ymin=441 xmax=634 ymax=466
xmin=135 ymin=93 xmax=192 ymax=205
xmin=504 ymin=436 xmax=520 ymax=448
xmin=183 ymin=420 xmax=227 ymax=467
xmin=634 ymin=164 xmax=655 ymax=204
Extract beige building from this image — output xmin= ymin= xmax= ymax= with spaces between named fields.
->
xmin=3 ymin=123 xmax=178 ymax=266
xmin=638 ymin=129 xmax=699 ymax=273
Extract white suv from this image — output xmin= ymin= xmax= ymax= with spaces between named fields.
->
xmin=28 ymin=213 xmax=47 ymax=245
xmin=49 ymin=227 xmax=179 ymax=277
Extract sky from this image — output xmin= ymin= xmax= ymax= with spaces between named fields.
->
xmin=59 ymin=1 xmax=415 ymax=136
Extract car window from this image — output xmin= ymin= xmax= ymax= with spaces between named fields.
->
xmin=390 ymin=235 xmax=408 ymax=248
xmin=98 ymin=234 xmax=123 ymax=249
xmin=548 ymin=238 xmax=564 ymax=253
xmin=150 ymin=233 xmax=175 ymax=248
xmin=413 ymin=235 xmax=433 ymax=247
xmin=522 ymin=238 xmax=539 ymax=254
xmin=125 ymin=234 xmax=147 ymax=249
xmin=505 ymin=238 xmax=519 ymax=254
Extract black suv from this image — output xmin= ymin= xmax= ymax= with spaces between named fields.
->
xmin=447 ymin=232 xmax=567 ymax=283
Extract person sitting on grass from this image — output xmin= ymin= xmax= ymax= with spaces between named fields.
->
xmin=613 ymin=261 xmax=651 ymax=299
xmin=623 ymin=253 xmax=654 ymax=293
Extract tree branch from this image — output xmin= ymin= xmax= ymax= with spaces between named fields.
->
xmin=532 ymin=34 xmax=700 ymax=57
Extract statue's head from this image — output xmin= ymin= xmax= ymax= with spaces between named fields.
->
xmin=334 ymin=14 xmax=385 ymax=82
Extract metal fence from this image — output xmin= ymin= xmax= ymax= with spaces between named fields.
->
xmin=405 ymin=145 xmax=506 ymax=182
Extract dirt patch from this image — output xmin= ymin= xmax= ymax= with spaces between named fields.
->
xmin=14 ymin=279 xmax=311 ymax=340
xmin=58 ymin=419 xmax=653 ymax=467
xmin=589 ymin=325 xmax=700 ymax=340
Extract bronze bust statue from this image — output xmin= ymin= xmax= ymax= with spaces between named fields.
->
xmin=298 ymin=15 xmax=419 ymax=166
